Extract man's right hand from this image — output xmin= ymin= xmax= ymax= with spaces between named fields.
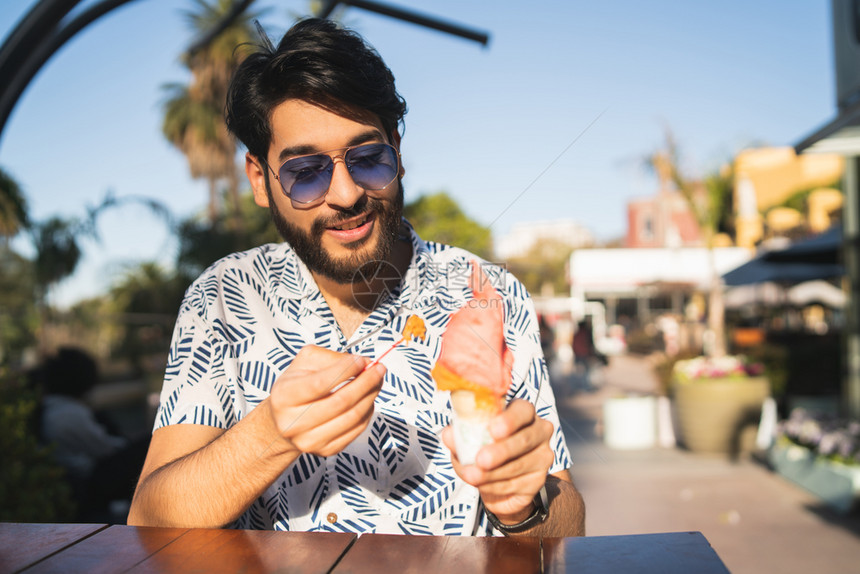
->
xmin=267 ymin=346 xmax=385 ymax=458
xmin=128 ymin=345 xmax=385 ymax=528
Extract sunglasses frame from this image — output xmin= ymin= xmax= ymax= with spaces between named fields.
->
xmin=262 ymin=142 xmax=401 ymax=207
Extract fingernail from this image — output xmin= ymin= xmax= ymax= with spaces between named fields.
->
xmin=374 ymin=363 xmax=387 ymax=376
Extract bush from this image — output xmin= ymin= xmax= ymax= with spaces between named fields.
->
xmin=0 ymin=377 xmax=75 ymax=522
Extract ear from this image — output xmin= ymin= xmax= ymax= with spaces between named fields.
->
xmin=245 ymin=153 xmax=270 ymax=208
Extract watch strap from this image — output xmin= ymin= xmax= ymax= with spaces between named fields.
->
xmin=484 ymin=485 xmax=549 ymax=534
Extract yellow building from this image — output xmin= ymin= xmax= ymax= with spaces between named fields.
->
xmin=734 ymin=147 xmax=844 ymax=248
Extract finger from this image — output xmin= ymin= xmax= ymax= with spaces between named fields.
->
xmin=278 ymin=364 xmax=383 ymax=437
xmin=276 ymin=352 xmax=370 ymax=405
xmin=314 ymin=353 xmax=371 ymax=394
xmin=488 ymin=399 xmax=536 ymax=440
xmin=468 ymin=445 xmax=554 ymax=489
xmin=477 ymin=416 xmax=553 ymax=471
xmin=290 ymin=389 xmax=378 ymax=455
xmin=313 ymin=406 xmax=377 ymax=457
xmin=440 ymin=426 xmax=455 ymax=453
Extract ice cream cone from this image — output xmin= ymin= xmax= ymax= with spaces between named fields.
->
xmin=431 ymin=261 xmax=514 ymax=464
xmin=450 ymin=389 xmax=497 ymax=465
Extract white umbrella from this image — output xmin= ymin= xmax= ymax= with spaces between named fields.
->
xmin=786 ymin=280 xmax=846 ymax=308
xmin=724 ymin=282 xmax=785 ymax=309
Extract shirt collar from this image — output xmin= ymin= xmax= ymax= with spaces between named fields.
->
xmin=273 ymin=217 xmax=437 ymax=320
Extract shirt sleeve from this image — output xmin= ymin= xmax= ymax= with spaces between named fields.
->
xmin=153 ymin=294 xmax=234 ymax=431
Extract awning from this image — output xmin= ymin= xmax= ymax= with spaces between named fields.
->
xmin=763 ymin=226 xmax=842 ymax=265
xmin=795 ymin=100 xmax=860 ymax=155
xmin=722 ymin=257 xmax=844 ymax=286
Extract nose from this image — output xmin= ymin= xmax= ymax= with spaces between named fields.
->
xmin=324 ymin=158 xmax=365 ymax=209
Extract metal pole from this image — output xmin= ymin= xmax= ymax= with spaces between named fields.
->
xmin=342 ymin=0 xmax=489 ymax=46
xmin=844 ymin=156 xmax=860 ymax=418
xmin=0 ymin=0 xmax=141 ymax=151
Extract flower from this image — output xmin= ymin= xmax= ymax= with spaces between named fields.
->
xmin=778 ymin=408 xmax=860 ymax=465
xmin=672 ymin=355 xmax=763 ymax=384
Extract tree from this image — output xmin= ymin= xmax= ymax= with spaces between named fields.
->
xmin=177 ymin=190 xmax=279 ymax=280
xmin=0 ymin=249 xmax=37 ymax=365
xmin=505 ymin=237 xmax=574 ymax=296
xmin=162 ymin=0 xmax=258 ymax=226
xmin=31 ymin=217 xmax=82 ymax=305
xmin=403 ymin=191 xmax=493 ymax=259
xmin=109 ymin=262 xmax=187 ymax=375
xmin=648 ymin=130 xmax=733 ymax=357
xmin=0 ymin=166 xmax=29 ymax=242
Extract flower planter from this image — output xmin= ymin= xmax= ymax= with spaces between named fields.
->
xmin=769 ymin=439 xmax=860 ymax=513
xmin=672 ymin=376 xmax=769 ymax=455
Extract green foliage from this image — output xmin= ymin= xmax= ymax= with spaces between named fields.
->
xmin=403 ymin=191 xmax=493 ymax=259
xmin=774 ymin=182 xmax=841 ymax=216
xmin=704 ymin=165 xmax=735 ymax=237
xmin=177 ymin=191 xmax=279 ymax=279
xmin=164 ymin=0 xmax=259 ymax=224
xmin=0 ymin=166 xmax=29 ymax=239
xmin=31 ymin=217 xmax=82 ymax=294
xmin=504 ymin=238 xmax=573 ymax=295
xmin=0 ymin=379 xmax=75 ymax=522
xmin=653 ymin=131 xmax=735 ymax=246
xmin=0 ymin=247 xmax=38 ymax=365
xmin=109 ymin=263 xmax=189 ymax=374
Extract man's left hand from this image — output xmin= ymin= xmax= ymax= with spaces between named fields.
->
xmin=441 ymin=398 xmax=555 ymax=524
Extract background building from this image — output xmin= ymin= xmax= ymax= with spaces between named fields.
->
xmin=495 ymin=219 xmax=594 ymax=260
xmin=734 ymin=147 xmax=843 ymax=248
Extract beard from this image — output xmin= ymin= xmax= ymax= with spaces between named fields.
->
xmin=267 ymin=180 xmax=404 ymax=284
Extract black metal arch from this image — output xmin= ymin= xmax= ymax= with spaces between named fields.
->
xmin=0 ymin=0 xmax=489 ymax=151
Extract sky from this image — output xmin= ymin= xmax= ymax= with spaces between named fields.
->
xmin=0 ymin=0 xmax=837 ymax=307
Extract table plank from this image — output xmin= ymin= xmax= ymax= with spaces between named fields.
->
xmin=126 ymin=528 xmax=355 ymax=574
xmin=0 ymin=523 xmax=106 ymax=574
xmin=332 ymin=534 xmax=542 ymax=574
xmin=543 ymin=531 xmax=730 ymax=574
xmin=21 ymin=525 xmax=187 ymax=574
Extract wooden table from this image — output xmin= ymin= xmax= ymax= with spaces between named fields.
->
xmin=0 ymin=523 xmax=729 ymax=573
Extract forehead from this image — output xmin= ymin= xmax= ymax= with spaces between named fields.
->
xmin=268 ymin=99 xmax=387 ymax=159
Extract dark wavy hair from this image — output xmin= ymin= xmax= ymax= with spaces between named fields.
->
xmin=226 ymin=18 xmax=408 ymax=161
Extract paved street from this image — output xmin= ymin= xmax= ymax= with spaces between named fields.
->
xmin=552 ymin=353 xmax=860 ymax=574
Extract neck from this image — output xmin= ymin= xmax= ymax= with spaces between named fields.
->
xmin=312 ymin=237 xmax=412 ymax=339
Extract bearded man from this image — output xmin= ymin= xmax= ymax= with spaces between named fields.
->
xmin=128 ymin=18 xmax=584 ymax=537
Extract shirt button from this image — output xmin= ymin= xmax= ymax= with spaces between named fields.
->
xmin=327 ymin=512 xmax=338 ymax=524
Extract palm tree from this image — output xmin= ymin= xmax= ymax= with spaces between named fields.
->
xmin=163 ymin=0 xmax=257 ymax=226
xmin=649 ymin=130 xmax=733 ymax=357
xmin=0 ymin=166 xmax=29 ymax=243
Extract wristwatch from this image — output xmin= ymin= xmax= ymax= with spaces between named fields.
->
xmin=485 ymin=485 xmax=549 ymax=534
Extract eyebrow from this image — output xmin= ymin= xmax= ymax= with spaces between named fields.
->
xmin=275 ymin=130 xmax=386 ymax=163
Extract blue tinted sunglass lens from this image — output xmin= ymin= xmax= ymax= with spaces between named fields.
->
xmin=279 ymin=156 xmax=333 ymax=203
xmin=346 ymin=144 xmax=398 ymax=189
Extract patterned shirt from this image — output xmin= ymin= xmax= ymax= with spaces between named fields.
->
xmin=155 ymin=220 xmax=571 ymax=536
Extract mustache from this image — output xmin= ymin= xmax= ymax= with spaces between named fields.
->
xmin=311 ymin=197 xmax=382 ymax=235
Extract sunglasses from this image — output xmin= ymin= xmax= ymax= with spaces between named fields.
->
xmin=266 ymin=142 xmax=400 ymax=206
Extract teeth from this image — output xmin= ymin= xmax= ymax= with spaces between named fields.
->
xmin=334 ymin=215 xmax=367 ymax=231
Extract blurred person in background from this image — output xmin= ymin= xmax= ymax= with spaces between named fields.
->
xmin=36 ymin=347 xmax=148 ymax=521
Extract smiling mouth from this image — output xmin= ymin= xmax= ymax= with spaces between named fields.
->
xmin=330 ymin=213 xmax=372 ymax=231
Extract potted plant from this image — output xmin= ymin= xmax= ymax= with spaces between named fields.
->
xmin=770 ymin=408 xmax=860 ymax=513
xmin=670 ymin=355 xmax=769 ymax=456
